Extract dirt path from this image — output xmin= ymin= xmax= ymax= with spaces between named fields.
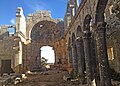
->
xmin=15 ymin=69 xmax=81 ymax=86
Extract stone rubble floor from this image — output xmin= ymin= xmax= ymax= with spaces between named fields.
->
xmin=15 ymin=68 xmax=85 ymax=86
xmin=14 ymin=68 xmax=120 ymax=86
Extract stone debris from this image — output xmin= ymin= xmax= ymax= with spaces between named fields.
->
xmin=15 ymin=69 xmax=81 ymax=86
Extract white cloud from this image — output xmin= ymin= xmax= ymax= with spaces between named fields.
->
xmin=23 ymin=1 xmax=49 ymax=12
xmin=10 ymin=18 xmax=15 ymax=24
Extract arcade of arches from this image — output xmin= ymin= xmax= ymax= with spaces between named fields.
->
xmin=0 ymin=0 xmax=120 ymax=86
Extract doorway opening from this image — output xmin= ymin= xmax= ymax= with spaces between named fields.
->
xmin=1 ymin=60 xmax=12 ymax=75
xmin=41 ymin=46 xmax=55 ymax=64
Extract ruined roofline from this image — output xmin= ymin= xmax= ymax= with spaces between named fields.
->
xmin=27 ymin=10 xmax=63 ymax=22
xmin=0 ymin=25 xmax=16 ymax=28
xmin=35 ymin=10 xmax=51 ymax=13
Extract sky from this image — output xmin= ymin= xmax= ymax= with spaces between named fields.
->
xmin=0 ymin=0 xmax=68 ymax=25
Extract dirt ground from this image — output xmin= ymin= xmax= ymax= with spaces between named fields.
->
xmin=15 ymin=68 xmax=82 ymax=86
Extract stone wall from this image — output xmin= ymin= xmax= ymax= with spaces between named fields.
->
xmin=64 ymin=0 xmax=120 ymax=74
xmin=0 ymin=25 xmax=9 ymax=40
xmin=0 ymin=36 xmax=20 ymax=73
xmin=16 ymin=7 xmax=26 ymax=35
xmin=105 ymin=0 xmax=120 ymax=73
xmin=0 ymin=24 xmax=24 ymax=73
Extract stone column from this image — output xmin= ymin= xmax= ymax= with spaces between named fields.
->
xmin=76 ymin=37 xmax=85 ymax=83
xmin=54 ymin=48 xmax=58 ymax=65
xmin=96 ymin=22 xmax=112 ymax=86
xmin=83 ymin=30 xmax=92 ymax=86
xmin=72 ymin=42 xmax=78 ymax=78
xmin=91 ymin=34 xmax=100 ymax=86
xmin=67 ymin=45 xmax=73 ymax=75
xmin=68 ymin=46 xmax=72 ymax=64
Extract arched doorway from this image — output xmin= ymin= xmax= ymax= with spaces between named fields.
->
xmin=41 ymin=46 xmax=55 ymax=63
xmin=27 ymin=20 xmax=62 ymax=70
xmin=40 ymin=46 xmax=55 ymax=68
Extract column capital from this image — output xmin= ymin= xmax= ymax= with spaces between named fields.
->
xmin=82 ymin=30 xmax=91 ymax=39
xmin=96 ymin=22 xmax=107 ymax=32
xmin=76 ymin=37 xmax=82 ymax=43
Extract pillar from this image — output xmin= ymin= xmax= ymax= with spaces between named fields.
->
xmin=38 ymin=49 xmax=41 ymax=68
xmin=96 ymin=22 xmax=112 ymax=86
xmin=83 ymin=30 xmax=92 ymax=86
xmin=91 ymin=33 xmax=100 ymax=86
xmin=76 ymin=37 xmax=85 ymax=83
xmin=72 ymin=37 xmax=78 ymax=78
xmin=67 ymin=44 xmax=73 ymax=76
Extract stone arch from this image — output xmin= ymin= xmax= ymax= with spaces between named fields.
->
xmin=27 ymin=20 xmax=62 ymax=70
xmin=95 ymin=0 xmax=108 ymax=23
xmin=31 ymin=20 xmax=61 ymax=44
xmin=26 ymin=18 xmax=61 ymax=39
xmin=95 ymin=1 xmax=112 ymax=86
xmin=83 ymin=14 xmax=92 ymax=31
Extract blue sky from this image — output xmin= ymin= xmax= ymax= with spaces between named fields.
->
xmin=0 ymin=0 xmax=68 ymax=25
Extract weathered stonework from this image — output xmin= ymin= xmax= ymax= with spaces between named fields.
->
xmin=105 ymin=0 xmax=120 ymax=73
xmin=19 ymin=10 xmax=66 ymax=72
xmin=0 ymin=0 xmax=120 ymax=85
xmin=0 ymin=26 xmax=23 ymax=74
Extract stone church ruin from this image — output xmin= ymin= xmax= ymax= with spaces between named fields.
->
xmin=0 ymin=0 xmax=120 ymax=85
